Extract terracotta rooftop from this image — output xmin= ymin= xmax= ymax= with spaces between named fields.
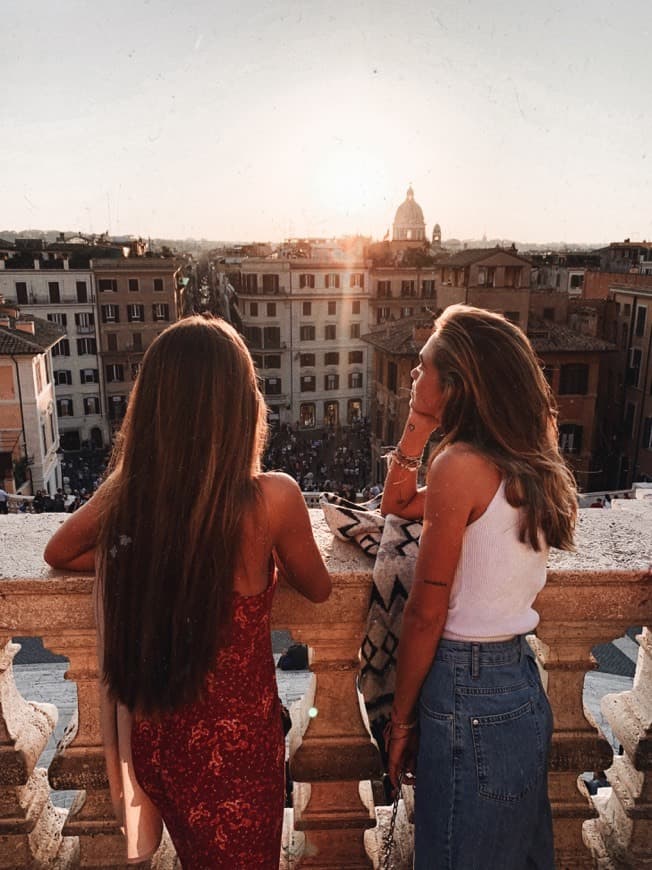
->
xmin=527 ymin=316 xmax=617 ymax=353
xmin=444 ymin=246 xmax=532 ymax=268
xmin=361 ymin=313 xmax=435 ymax=356
xmin=0 ymin=314 xmax=65 ymax=355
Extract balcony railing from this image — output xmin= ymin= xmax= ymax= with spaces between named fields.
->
xmin=0 ymin=506 xmax=650 ymax=868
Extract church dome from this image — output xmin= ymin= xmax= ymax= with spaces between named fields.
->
xmin=392 ymin=186 xmax=426 ymax=242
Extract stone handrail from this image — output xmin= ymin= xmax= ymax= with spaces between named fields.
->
xmin=0 ymin=507 xmax=650 ymax=869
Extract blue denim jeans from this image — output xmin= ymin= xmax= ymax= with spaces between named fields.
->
xmin=415 ymin=636 xmax=555 ymax=870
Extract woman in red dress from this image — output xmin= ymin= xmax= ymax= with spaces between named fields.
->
xmin=45 ymin=315 xmax=331 ymax=868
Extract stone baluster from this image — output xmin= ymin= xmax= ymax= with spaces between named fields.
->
xmin=534 ymin=568 xmax=651 ymax=870
xmin=0 ymin=636 xmax=74 ymax=868
xmin=585 ymin=625 xmax=652 ymax=868
xmin=272 ymin=552 xmax=384 ymax=869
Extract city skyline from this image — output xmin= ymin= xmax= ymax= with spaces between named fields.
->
xmin=3 ymin=0 xmax=651 ymax=244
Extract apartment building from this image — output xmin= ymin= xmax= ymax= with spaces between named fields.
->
xmin=0 ymin=298 xmax=64 ymax=494
xmin=232 ymin=258 xmax=371 ymax=428
xmin=370 ymin=266 xmax=437 ymax=326
xmin=0 ymin=242 xmax=110 ymax=451
xmin=92 ymin=258 xmax=183 ymax=433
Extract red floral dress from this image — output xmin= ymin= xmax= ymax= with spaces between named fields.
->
xmin=131 ymin=568 xmax=284 ymax=869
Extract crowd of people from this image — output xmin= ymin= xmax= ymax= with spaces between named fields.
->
xmin=262 ymin=419 xmax=372 ymax=500
xmin=6 ymin=450 xmax=107 ymax=514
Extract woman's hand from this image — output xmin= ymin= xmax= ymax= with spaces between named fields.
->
xmin=385 ymin=725 xmax=418 ymax=790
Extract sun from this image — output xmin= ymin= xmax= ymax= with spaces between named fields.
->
xmin=313 ymin=147 xmax=388 ymax=223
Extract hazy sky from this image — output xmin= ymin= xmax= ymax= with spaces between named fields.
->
xmin=2 ymin=0 xmax=651 ymax=243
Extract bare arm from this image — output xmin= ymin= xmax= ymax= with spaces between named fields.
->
xmin=387 ymin=450 xmax=476 ymax=785
xmin=43 ymin=495 xmax=102 ymax=571
xmin=262 ymin=472 xmax=331 ymax=603
xmin=380 ymin=409 xmax=438 ymax=519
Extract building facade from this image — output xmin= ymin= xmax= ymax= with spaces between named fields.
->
xmin=0 ymin=298 xmax=64 ymax=494
xmin=92 ymin=258 xmax=183 ymax=434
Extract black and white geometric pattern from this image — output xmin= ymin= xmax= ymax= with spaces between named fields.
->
xmin=320 ymin=495 xmax=422 ymax=766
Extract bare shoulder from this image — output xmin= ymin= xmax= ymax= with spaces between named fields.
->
xmin=429 ymin=442 xmax=495 ymax=480
xmin=256 ymin=471 xmax=304 ymax=524
xmin=427 ymin=442 xmax=502 ymax=519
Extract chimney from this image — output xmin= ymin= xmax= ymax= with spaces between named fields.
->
xmin=15 ymin=320 xmax=36 ymax=335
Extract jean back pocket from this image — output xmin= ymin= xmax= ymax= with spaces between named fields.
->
xmin=471 ymin=699 xmax=543 ymax=802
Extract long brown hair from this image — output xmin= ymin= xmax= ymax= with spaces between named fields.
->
xmin=427 ymin=304 xmax=577 ymax=551
xmin=96 ymin=315 xmax=268 ymax=714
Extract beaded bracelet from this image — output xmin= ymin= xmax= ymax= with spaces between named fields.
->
xmin=387 ymin=446 xmax=422 ymax=471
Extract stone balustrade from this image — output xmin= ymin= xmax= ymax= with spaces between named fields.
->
xmin=0 ymin=507 xmax=650 ymax=869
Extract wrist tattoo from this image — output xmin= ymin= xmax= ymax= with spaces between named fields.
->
xmin=407 ymin=423 xmax=415 ymax=432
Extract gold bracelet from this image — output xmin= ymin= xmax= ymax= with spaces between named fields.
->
xmin=391 ymin=717 xmax=418 ymax=731
xmin=395 ymin=444 xmax=423 ymax=463
xmin=387 ymin=449 xmax=421 ymax=471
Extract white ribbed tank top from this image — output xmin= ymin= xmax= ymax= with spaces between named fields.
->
xmin=443 ymin=480 xmax=549 ymax=641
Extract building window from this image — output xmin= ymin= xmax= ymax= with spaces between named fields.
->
xmin=624 ymin=401 xmax=636 ymax=437
xmin=401 ymin=307 xmax=413 ymax=318
xmin=74 ymin=312 xmax=95 ymax=332
xmin=301 ymin=375 xmax=316 ymax=392
xmin=325 ymin=324 xmax=337 ymax=340
xmin=262 ymin=274 xmax=279 ymax=293
xmin=153 ymin=278 xmax=164 ymax=292
xmin=263 ymin=326 xmax=281 ymax=348
xmin=264 ymin=377 xmax=282 ymax=396
xmin=128 ymin=278 xmax=139 ymax=292
xmin=643 ymin=416 xmax=652 ymax=450
xmin=569 ymin=273 xmax=584 ymax=290
xmin=504 ymin=311 xmax=520 ymax=323
xmin=54 ymin=369 xmax=73 ymax=386
xmin=299 ymin=274 xmax=315 ymax=289
xmin=325 ymin=273 xmax=340 ymax=289
xmin=401 ymin=280 xmax=415 ymax=297
xmin=324 ymin=400 xmax=339 ymax=426
xmin=349 ymin=350 xmax=363 ymax=364
xmin=57 ymin=398 xmax=74 ymax=417
xmin=80 ymin=368 xmax=99 ymax=384
xmin=559 ymin=364 xmax=589 ymax=395
xmin=244 ymin=326 xmax=262 ymax=348
xmin=75 ymin=281 xmax=88 ymax=303
xmin=349 ymin=372 xmax=363 ymax=389
xmin=84 ymin=396 xmax=101 ymax=415
xmin=302 ymin=301 xmax=312 ymax=316
xmin=623 ymin=303 xmax=632 ymax=317
xmin=127 ymin=304 xmax=145 ymax=322
xmin=266 ymin=302 xmax=277 ymax=317
xmin=300 ymin=403 xmax=316 ymax=428
xmin=77 ymin=338 xmax=97 ymax=355
xmin=377 ymin=357 xmax=384 ymax=383
xmin=350 ymin=323 xmax=361 ymax=338
xmin=300 ymin=353 xmax=315 ymax=366
xmin=109 ymin=395 xmax=127 ymax=421
xmin=559 ymin=424 xmax=583 ymax=454
xmin=422 ymin=279 xmax=435 ymax=298
xmin=377 ymin=280 xmax=391 ymax=298
xmin=98 ymin=278 xmax=118 ymax=292
xmin=106 ymin=364 xmax=125 ymax=383
xmin=52 ymin=339 xmax=70 ymax=357
xmin=352 ymin=300 xmax=361 ymax=315
xmin=328 ymin=301 xmax=336 ymax=316
xmin=251 ymin=354 xmax=263 ymax=368
xmin=245 ymin=274 xmax=258 ymax=293
xmin=102 ymin=304 xmax=120 ymax=323
xmin=628 ymin=348 xmax=642 ymax=387
xmin=324 ymin=352 xmax=339 ymax=366
xmin=264 ymin=354 xmax=281 ymax=369
xmin=350 ymin=273 xmax=364 ymax=289
xmin=16 ymin=282 xmax=28 ymax=304
xmin=348 ymin=399 xmax=362 ymax=424
xmin=132 ymin=333 xmax=143 ymax=352
xmin=325 ymin=373 xmax=339 ymax=390
xmin=377 ymin=307 xmax=391 ymax=323
xmin=387 ymin=361 xmax=398 ymax=393
xmin=47 ymin=312 xmax=67 ymax=327
xmin=152 ymin=303 xmax=170 ymax=321
xmin=107 ymin=334 xmax=118 ymax=352
xmin=635 ymin=306 xmax=647 ymax=337
xmin=300 ymin=325 xmax=315 ymax=341
xmin=250 ymin=302 xmax=258 ymax=316
xmin=47 ymin=282 xmax=60 ymax=303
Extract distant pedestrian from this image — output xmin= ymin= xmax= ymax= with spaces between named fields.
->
xmin=0 ymin=487 xmax=8 ymax=514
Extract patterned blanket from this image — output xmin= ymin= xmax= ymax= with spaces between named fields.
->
xmin=320 ymin=494 xmax=422 ymax=764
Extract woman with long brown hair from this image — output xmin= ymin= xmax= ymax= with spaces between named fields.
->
xmin=45 ymin=315 xmax=331 ymax=868
xmin=382 ymin=304 xmax=576 ymax=869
